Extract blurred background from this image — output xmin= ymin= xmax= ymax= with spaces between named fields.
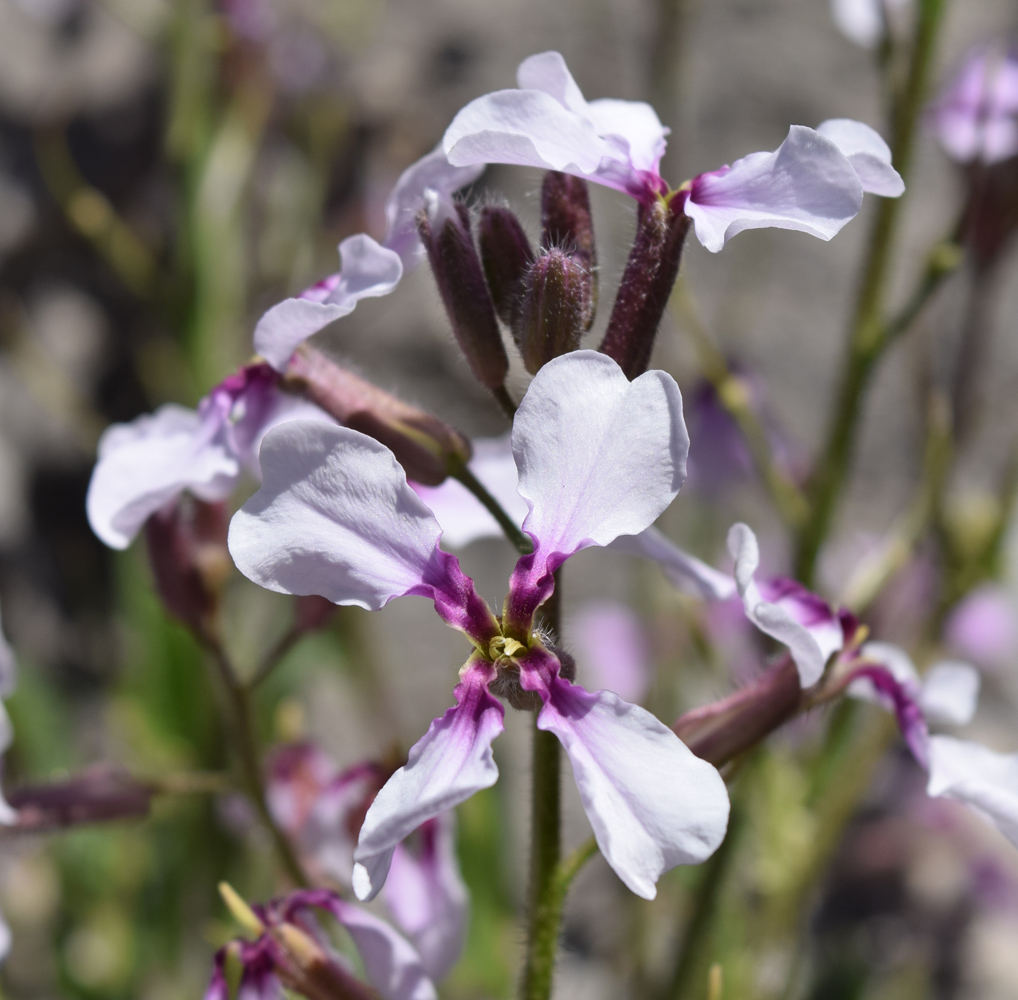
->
xmin=1 ymin=0 xmax=1018 ymax=997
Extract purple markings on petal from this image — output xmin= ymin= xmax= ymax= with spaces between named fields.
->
xmin=353 ymin=659 xmax=503 ymax=902
xmin=204 ymin=950 xmax=231 ymax=1000
xmin=684 ymin=125 xmax=864 ymax=253
xmin=523 ymin=659 xmax=729 ymax=899
xmin=848 ymin=661 xmax=930 ymax=767
xmin=254 ymin=234 xmax=403 ymax=371
xmin=566 ymin=601 xmax=651 ymax=703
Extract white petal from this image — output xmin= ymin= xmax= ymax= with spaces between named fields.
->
xmin=383 ymin=813 xmax=468 ymax=981
xmin=685 ymin=126 xmax=864 ymax=253
xmin=536 ymin=676 xmax=729 ymax=899
xmin=412 ymin=434 xmax=527 ymax=549
xmin=830 ymin=0 xmax=885 ymax=48
xmin=585 ymin=98 xmax=669 ymax=175
xmin=515 ymin=51 xmax=589 ymax=113
xmin=928 ymin=736 xmax=1018 ymax=847
xmin=0 ymin=602 xmax=15 ymax=700
xmin=920 ymin=661 xmax=980 ymax=727
xmin=87 ymin=405 xmax=238 ymax=550
xmin=383 ymin=146 xmax=485 ymax=263
xmin=353 ymin=663 xmax=503 ymax=901
xmin=728 ymin=523 xmax=834 ymax=687
xmin=847 ymin=641 xmax=920 ymax=707
xmin=513 ymin=351 xmax=688 ymax=567
xmin=609 ymin=527 xmax=736 ymax=601
xmin=229 ymin=421 xmax=444 ymax=610
xmin=817 ymin=119 xmax=904 ymax=197
xmin=254 ymin=235 xmax=403 ymax=371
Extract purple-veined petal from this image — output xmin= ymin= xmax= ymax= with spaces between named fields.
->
xmin=566 ymin=601 xmax=651 ymax=703
xmin=525 ymin=664 xmax=729 ymax=899
xmin=383 ymin=147 xmax=485 ymax=263
xmin=817 ymin=119 xmax=905 ymax=196
xmin=292 ymin=890 xmax=437 ymax=1000
xmin=728 ymin=523 xmax=841 ymax=687
xmin=254 ymin=235 xmax=403 ymax=371
xmin=609 ymin=527 xmax=736 ymax=601
xmin=685 ymin=125 xmax=864 ymax=253
xmin=507 ymin=351 xmax=687 ymax=622
xmin=229 ymin=422 xmax=495 ymax=639
xmin=383 ymin=813 xmax=468 ymax=981
xmin=352 ymin=660 xmax=503 ymax=902
xmin=412 ymin=434 xmax=527 ymax=549
xmin=928 ymin=735 xmax=1018 ymax=847
xmin=919 ymin=661 xmax=980 ymax=727
xmin=87 ymin=405 xmax=238 ymax=550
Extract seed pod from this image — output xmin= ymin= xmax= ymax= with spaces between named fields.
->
xmin=541 ymin=171 xmax=597 ymax=329
xmin=517 ymin=249 xmax=588 ymax=374
xmin=478 ymin=205 xmax=534 ymax=330
xmin=418 ymin=202 xmax=509 ymax=391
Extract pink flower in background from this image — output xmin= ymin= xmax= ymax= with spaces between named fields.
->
xmin=944 ymin=584 xmax=1018 ymax=673
xmin=229 ymin=351 xmax=730 ymax=902
xmin=86 ymin=363 xmax=330 ymax=550
xmin=253 ymin=148 xmax=484 ymax=371
xmin=443 ymin=52 xmax=902 ymax=250
xmin=565 ymin=602 xmax=651 ymax=703
xmin=930 ymin=45 xmax=1018 ymax=165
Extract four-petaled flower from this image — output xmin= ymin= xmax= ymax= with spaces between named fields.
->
xmin=229 ymin=350 xmax=731 ymax=901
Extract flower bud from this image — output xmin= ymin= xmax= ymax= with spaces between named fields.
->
xmin=541 ymin=171 xmax=597 ymax=329
xmin=418 ymin=201 xmax=509 ymax=391
xmin=272 ymin=923 xmax=378 ymax=1000
xmin=477 ymin=206 xmax=534 ymax=328
xmin=284 ymin=344 xmax=471 ymax=486
xmin=517 ymin=249 xmax=589 ymax=374
xmin=599 ymin=197 xmax=690 ymax=379
xmin=144 ymin=497 xmax=230 ymax=632
xmin=294 ymin=595 xmax=335 ymax=633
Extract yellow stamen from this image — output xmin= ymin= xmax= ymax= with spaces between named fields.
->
xmin=489 ymin=636 xmax=526 ymax=661
xmin=218 ymin=881 xmax=266 ymax=937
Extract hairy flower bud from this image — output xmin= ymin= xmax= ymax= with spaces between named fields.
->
xmin=144 ymin=497 xmax=230 ymax=632
xmin=284 ymin=344 xmax=471 ymax=485
xmin=599 ymin=197 xmax=691 ymax=379
xmin=418 ymin=201 xmax=509 ymax=391
xmin=541 ymin=171 xmax=597 ymax=329
xmin=478 ymin=205 xmax=534 ymax=328
xmin=517 ymin=249 xmax=589 ymax=374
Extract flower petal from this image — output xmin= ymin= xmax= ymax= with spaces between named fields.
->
xmin=817 ymin=119 xmax=905 ymax=197
xmin=530 ymin=671 xmax=729 ymax=899
xmin=928 ymin=735 xmax=1018 ymax=847
xmin=609 ymin=527 xmax=737 ymax=601
xmin=919 ymin=661 xmax=980 ymax=727
xmin=87 ymin=405 xmax=238 ymax=550
xmin=685 ymin=125 xmax=864 ymax=253
xmin=352 ymin=660 xmax=503 ymax=902
xmin=0 ymin=602 xmax=15 ymax=701
xmin=566 ymin=601 xmax=651 ymax=703
xmin=383 ymin=813 xmax=468 ymax=981
xmin=254 ymin=235 xmax=403 ymax=371
xmin=728 ymin=523 xmax=839 ymax=687
xmin=830 ymin=0 xmax=886 ymax=48
xmin=585 ymin=99 xmax=669 ymax=175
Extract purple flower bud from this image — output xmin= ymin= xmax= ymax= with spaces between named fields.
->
xmin=477 ymin=206 xmax=534 ymax=328
xmin=598 ymin=197 xmax=690 ymax=379
xmin=144 ymin=497 xmax=230 ymax=632
xmin=418 ymin=203 xmax=509 ymax=392
xmin=541 ymin=171 xmax=597 ymax=329
xmin=284 ymin=344 xmax=471 ymax=486
xmin=294 ymin=595 xmax=336 ymax=634
xmin=516 ymin=248 xmax=589 ymax=374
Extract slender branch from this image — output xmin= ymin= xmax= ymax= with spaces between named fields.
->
xmin=452 ymin=463 xmax=534 ymax=555
xmin=249 ymin=622 xmax=303 ymax=690
xmin=794 ymin=0 xmax=950 ymax=585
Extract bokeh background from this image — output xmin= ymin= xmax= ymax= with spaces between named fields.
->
xmin=1 ymin=0 xmax=1018 ymax=997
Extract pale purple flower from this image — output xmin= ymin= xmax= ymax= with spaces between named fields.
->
xmin=443 ymin=52 xmax=903 ymax=251
xmin=565 ymin=602 xmax=651 ymax=703
xmin=930 ymin=45 xmax=1018 ymax=165
xmin=944 ymin=584 xmax=1018 ymax=673
xmin=253 ymin=148 xmax=484 ymax=371
xmin=830 ymin=0 xmax=910 ymax=49
xmin=206 ymin=888 xmax=436 ymax=1000
xmin=86 ymin=363 xmax=330 ymax=550
xmin=266 ymin=745 xmax=468 ymax=980
xmin=230 ymin=350 xmax=730 ymax=901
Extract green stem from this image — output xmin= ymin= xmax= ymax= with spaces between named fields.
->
xmin=249 ymin=622 xmax=303 ymax=690
xmin=453 ymin=464 xmax=534 ymax=555
xmin=794 ymin=0 xmax=949 ymax=585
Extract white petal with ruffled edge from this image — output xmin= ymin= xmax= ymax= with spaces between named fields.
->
xmin=384 ymin=813 xmax=468 ymax=981
xmin=817 ymin=119 xmax=904 ymax=197
xmin=728 ymin=523 xmax=836 ymax=687
xmin=229 ymin=421 xmax=445 ymax=609
xmin=87 ymin=405 xmax=238 ymax=550
xmin=353 ymin=663 xmax=504 ymax=901
xmin=685 ymin=126 xmax=864 ymax=253
xmin=928 ymin=736 xmax=1018 ymax=847
xmin=513 ymin=351 xmax=687 ymax=571
xmin=535 ymin=676 xmax=729 ymax=899
xmin=609 ymin=527 xmax=736 ymax=601
xmin=254 ymin=235 xmax=403 ymax=371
